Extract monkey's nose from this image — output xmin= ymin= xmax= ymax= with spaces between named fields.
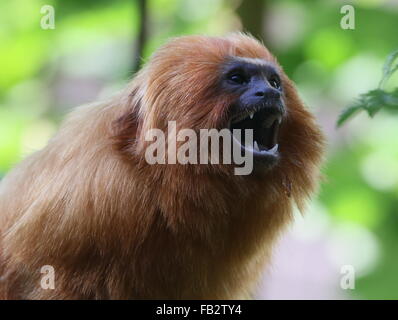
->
xmin=254 ymin=87 xmax=280 ymax=100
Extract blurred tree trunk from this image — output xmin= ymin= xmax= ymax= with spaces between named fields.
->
xmin=236 ymin=0 xmax=267 ymax=41
xmin=132 ymin=0 xmax=148 ymax=73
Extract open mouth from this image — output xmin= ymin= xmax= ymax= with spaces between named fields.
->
xmin=229 ymin=106 xmax=282 ymax=159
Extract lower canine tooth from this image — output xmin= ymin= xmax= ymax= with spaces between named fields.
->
xmin=254 ymin=141 xmax=260 ymax=151
xmin=269 ymin=144 xmax=278 ymax=154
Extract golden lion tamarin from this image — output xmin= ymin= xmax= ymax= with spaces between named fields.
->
xmin=0 ymin=34 xmax=324 ymax=299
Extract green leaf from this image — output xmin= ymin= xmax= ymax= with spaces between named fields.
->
xmin=338 ymin=49 xmax=398 ymax=127
xmin=337 ymin=104 xmax=363 ymax=127
xmin=337 ymin=89 xmax=398 ymax=127
xmin=379 ymin=49 xmax=398 ymax=89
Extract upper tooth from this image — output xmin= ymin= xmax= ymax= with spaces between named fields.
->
xmin=249 ymin=112 xmax=254 ymax=119
xmin=254 ymin=141 xmax=260 ymax=151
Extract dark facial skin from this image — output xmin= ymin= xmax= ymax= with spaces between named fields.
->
xmin=220 ymin=57 xmax=286 ymax=166
xmin=222 ymin=59 xmax=283 ymax=108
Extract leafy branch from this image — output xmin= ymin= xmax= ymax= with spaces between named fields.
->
xmin=337 ymin=50 xmax=398 ymax=127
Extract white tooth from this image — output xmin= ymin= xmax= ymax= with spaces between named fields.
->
xmin=254 ymin=141 xmax=260 ymax=151
xmin=269 ymin=144 xmax=279 ymax=154
xmin=249 ymin=112 xmax=254 ymax=119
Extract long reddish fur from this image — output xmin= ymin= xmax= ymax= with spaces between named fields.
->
xmin=0 ymin=34 xmax=324 ymax=299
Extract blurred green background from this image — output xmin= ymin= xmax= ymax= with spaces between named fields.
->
xmin=0 ymin=0 xmax=397 ymax=299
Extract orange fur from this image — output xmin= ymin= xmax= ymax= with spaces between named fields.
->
xmin=0 ymin=34 xmax=324 ymax=299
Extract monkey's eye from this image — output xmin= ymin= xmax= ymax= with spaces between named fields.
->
xmin=228 ymin=73 xmax=248 ymax=85
xmin=269 ymin=77 xmax=281 ymax=90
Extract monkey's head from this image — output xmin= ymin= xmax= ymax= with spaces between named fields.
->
xmin=117 ymin=34 xmax=323 ymax=181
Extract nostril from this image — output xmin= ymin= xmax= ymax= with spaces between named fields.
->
xmin=260 ymin=89 xmax=281 ymax=99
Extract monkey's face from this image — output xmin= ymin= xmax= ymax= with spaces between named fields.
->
xmin=221 ymin=57 xmax=285 ymax=167
xmin=131 ymin=35 xmax=323 ymax=177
